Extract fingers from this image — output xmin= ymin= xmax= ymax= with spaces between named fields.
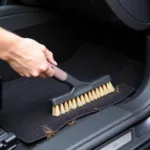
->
xmin=25 ymin=61 xmax=54 ymax=78
xmin=38 ymin=66 xmax=54 ymax=78
xmin=39 ymin=73 xmax=47 ymax=78
xmin=38 ymin=60 xmax=54 ymax=77
xmin=44 ymin=49 xmax=57 ymax=66
xmin=31 ymin=63 xmax=54 ymax=78
xmin=45 ymin=65 xmax=55 ymax=77
xmin=40 ymin=45 xmax=57 ymax=77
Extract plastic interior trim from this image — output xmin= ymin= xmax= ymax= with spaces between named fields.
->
xmin=32 ymin=106 xmax=132 ymax=150
xmin=0 ymin=5 xmax=44 ymax=17
xmin=0 ymin=5 xmax=58 ymax=31
xmin=106 ymin=0 xmax=150 ymax=30
xmin=120 ymin=129 xmax=150 ymax=150
xmin=119 ymin=36 xmax=150 ymax=113
xmin=32 ymin=105 xmax=150 ymax=150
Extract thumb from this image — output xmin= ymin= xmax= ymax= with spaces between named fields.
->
xmin=44 ymin=49 xmax=57 ymax=65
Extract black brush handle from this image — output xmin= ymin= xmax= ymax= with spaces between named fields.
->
xmin=50 ymin=63 xmax=82 ymax=87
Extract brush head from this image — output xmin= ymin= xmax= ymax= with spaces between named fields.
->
xmin=49 ymin=75 xmax=111 ymax=106
xmin=49 ymin=75 xmax=115 ymax=117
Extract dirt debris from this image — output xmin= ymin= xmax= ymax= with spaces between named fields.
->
xmin=68 ymin=120 xmax=76 ymax=127
xmin=42 ymin=125 xmax=55 ymax=139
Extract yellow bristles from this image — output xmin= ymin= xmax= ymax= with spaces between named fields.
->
xmin=92 ymin=90 xmax=97 ymax=99
xmin=99 ymin=86 xmax=104 ymax=97
xmin=60 ymin=103 xmax=65 ymax=114
xmin=76 ymin=96 xmax=83 ymax=107
xmin=84 ymin=93 xmax=90 ymax=103
xmin=52 ymin=105 xmax=60 ymax=117
xmin=88 ymin=91 xmax=94 ymax=101
xmin=64 ymin=102 xmax=69 ymax=112
xmin=102 ymin=85 xmax=108 ymax=95
xmin=68 ymin=100 xmax=74 ymax=109
xmin=52 ymin=82 xmax=115 ymax=117
xmin=95 ymin=88 xmax=100 ymax=98
xmin=80 ymin=95 xmax=86 ymax=105
xmin=72 ymin=98 xmax=77 ymax=109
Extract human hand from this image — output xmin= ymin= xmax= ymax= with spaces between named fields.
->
xmin=5 ymin=38 xmax=57 ymax=78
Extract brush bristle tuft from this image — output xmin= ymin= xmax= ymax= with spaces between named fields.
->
xmin=52 ymin=81 xmax=115 ymax=116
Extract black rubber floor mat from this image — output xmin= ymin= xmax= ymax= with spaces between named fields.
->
xmin=0 ymin=43 xmax=138 ymax=143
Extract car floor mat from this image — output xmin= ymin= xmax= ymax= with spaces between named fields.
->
xmin=0 ymin=42 xmax=142 ymax=143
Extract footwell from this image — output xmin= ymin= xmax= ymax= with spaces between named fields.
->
xmin=0 ymin=42 xmax=143 ymax=143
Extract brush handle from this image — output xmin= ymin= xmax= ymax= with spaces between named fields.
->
xmin=50 ymin=63 xmax=82 ymax=86
xmin=50 ymin=63 xmax=67 ymax=81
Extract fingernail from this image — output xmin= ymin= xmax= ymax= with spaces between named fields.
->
xmin=54 ymin=61 xmax=57 ymax=65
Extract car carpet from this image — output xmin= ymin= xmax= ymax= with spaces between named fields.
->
xmin=0 ymin=42 xmax=142 ymax=144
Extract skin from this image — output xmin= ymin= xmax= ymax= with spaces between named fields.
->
xmin=0 ymin=27 xmax=57 ymax=78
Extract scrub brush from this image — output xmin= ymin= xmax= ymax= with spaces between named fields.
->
xmin=49 ymin=64 xmax=115 ymax=117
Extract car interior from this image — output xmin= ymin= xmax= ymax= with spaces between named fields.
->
xmin=0 ymin=0 xmax=150 ymax=150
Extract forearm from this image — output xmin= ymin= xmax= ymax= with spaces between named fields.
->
xmin=0 ymin=27 xmax=21 ymax=61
